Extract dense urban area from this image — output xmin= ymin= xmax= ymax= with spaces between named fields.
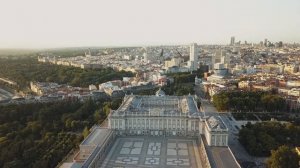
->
xmin=0 ymin=38 xmax=300 ymax=168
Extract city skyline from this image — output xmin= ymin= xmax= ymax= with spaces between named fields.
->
xmin=0 ymin=0 xmax=300 ymax=48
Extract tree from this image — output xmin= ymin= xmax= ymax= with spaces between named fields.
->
xmin=213 ymin=93 xmax=229 ymax=111
xmin=93 ymin=110 xmax=101 ymax=123
xmin=82 ymin=127 xmax=90 ymax=139
xmin=267 ymin=145 xmax=299 ymax=168
xmin=0 ymin=57 xmax=134 ymax=90
xmin=212 ymin=91 xmax=287 ymax=112
xmin=111 ymin=99 xmax=122 ymax=110
xmin=103 ymin=103 xmax=111 ymax=116
xmin=239 ymin=122 xmax=300 ymax=156
xmin=0 ymin=99 xmax=100 ymax=167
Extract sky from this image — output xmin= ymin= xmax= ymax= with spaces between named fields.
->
xmin=0 ymin=0 xmax=300 ymax=48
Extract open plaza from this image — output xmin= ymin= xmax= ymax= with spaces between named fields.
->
xmin=100 ymin=136 xmax=202 ymax=168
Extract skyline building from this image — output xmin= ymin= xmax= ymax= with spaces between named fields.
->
xmin=264 ymin=38 xmax=268 ymax=47
xmin=279 ymin=41 xmax=283 ymax=47
xmin=188 ymin=43 xmax=199 ymax=71
xmin=230 ymin=36 xmax=235 ymax=46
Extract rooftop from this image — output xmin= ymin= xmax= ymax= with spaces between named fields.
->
xmin=110 ymin=95 xmax=201 ymax=118
xmin=206 ymin=116 xmax=228 ymax=131
xmin=81 ymin=128 xmax=112 ymax=146
xmin=207 ymin=146 xmax=240 ymax=168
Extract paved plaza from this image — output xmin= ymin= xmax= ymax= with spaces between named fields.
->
xmin=101 ymin=136 xmax=202 ymax=168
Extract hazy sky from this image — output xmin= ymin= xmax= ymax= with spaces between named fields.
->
xmin=1 ymin=0 xmax=300 ymax=48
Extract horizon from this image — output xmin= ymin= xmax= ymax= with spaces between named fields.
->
xmin=1 ymin=40 xmax=300 ymax=50
xmin=1 ymin=0 xmax=300 ymax=48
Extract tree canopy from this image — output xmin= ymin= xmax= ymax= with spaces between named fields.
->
xmin=267 ymin=145 xmax=299 ymax=168
xmin=0 ymin=58 xmax=134 ymax=90
xmin=239 ymin=122 xmax=300 ymax=157
xmin=212 ymin=91 xmax=287 ymax=112
xmin=0 ymin=99 xmax=109 ymax=168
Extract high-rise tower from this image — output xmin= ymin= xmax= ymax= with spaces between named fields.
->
xmin=230 ymin=36 xmax=235 ymax=46
xmin=264 ymin=39 xmax=268 ymax=47
xmin=188 ymin=43 xmax=199 ymax=71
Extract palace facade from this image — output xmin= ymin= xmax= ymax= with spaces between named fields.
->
xmin=108 ymin=89 xmax=228 ymax=145
xmin=65 ymin=89 xmax=229 ymax=168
